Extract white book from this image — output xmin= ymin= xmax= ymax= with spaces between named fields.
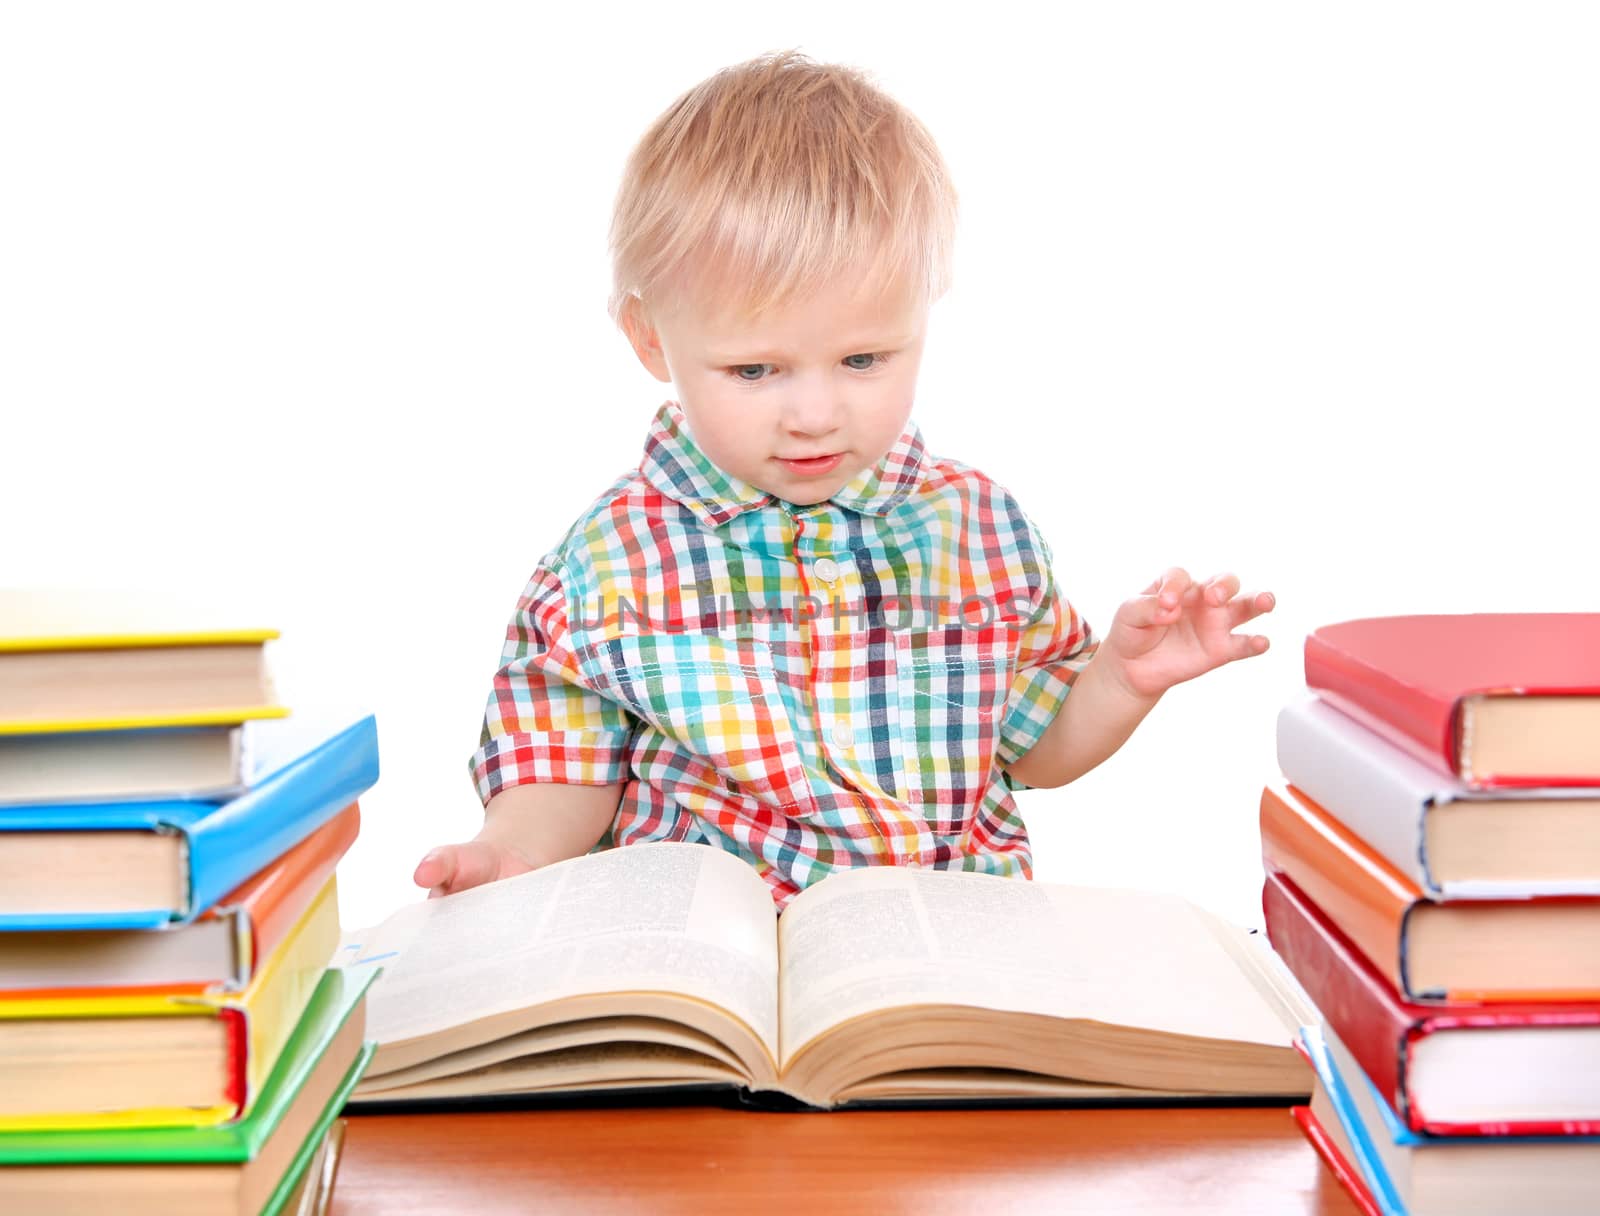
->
xmin=0 ymin=725 xmax=246 ymax=805
xmin=337 ymin=841 xmax=1313 ymax=1110
xmin=1276 ymin=695 xmax=1600 ymax=899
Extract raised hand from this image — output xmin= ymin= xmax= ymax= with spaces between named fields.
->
xmin=1100 ymin=567 xmax=1275 ymax=700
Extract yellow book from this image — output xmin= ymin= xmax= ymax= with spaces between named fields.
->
xmin=0 ymin=876 xmax=339 ymax=1130
xmin=0 ymin=588 xmax=285 ymax=734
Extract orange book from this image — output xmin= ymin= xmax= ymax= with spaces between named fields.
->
xmin=0 ymin=803 xmax=359 ymax=997
xmin=1260 ymin=782 xmax=1600 ymax=1003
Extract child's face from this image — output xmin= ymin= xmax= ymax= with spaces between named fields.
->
xmin=624 ymin=271 xmax=929 ymax=506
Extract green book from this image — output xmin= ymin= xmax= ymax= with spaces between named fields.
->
xmin=0 ymin=967 xmax=375 ymax=1216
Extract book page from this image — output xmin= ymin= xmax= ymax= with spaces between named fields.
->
xmin=339 ymin=842 xmax=779 ymax=1069
xmin=778 ymin=866 xmax=1295 ymax=1066
xmin=353 ymin=1041 xmax=747 ymax=1104
xmin=355 ymin=1015 xmax=747 ymax=1095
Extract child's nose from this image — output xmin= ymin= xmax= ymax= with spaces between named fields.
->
xmin=780 ymin=381 xmax=844 ymax=436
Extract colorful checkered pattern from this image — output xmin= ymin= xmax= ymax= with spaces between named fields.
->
xmin=471 ymin=401 xmax=1098 ymax=909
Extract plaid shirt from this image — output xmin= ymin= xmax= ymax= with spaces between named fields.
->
xmin=471 ymin=401 xmax=1097 ymax=909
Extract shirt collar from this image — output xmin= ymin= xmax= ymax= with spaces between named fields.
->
xmin=638 ymin=401 xmax=928 ymax=528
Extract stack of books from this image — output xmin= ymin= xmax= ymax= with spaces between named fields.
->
xmin=1258 ymin=612 xmax=1600 ymax=1216
xmin=0 ymin=594 xmax=381 ymax=1214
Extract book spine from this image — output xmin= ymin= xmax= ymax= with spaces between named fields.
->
xmin=1263 ymin=874 xmax=1414 ymax=1127
xmin=1299 ymin=1027 xmax=1410 ymax=1215
xmin=253 ymin=1047 xmax=374 ymax=1216
xmin=1304 ymin=632 xmax=1460 ymax=781
xmin=204 ymin=877 xmax=342 ymax=1116
xmin=183 ymin=717 xmax=378 ymax=919
xmin=215 ymin=802 xmax=360 ymax=987
xmin=1275 ymin=699 xmax=1435 ymax=893
xmin=1259 ymin=784 xmax=1415 ymax=994
xmin=1291 ymin=1106 xmax=1385 ymax=1216
xmin=221 ymin=1006 xmax=247 ymax=1113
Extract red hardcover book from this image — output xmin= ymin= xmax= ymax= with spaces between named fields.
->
xmin=1303 ymin=613 xmax=1600 ymax=788
xmin=1292 ymin=1105 xmax=1382 ymax=1216
xmin=1263 ymin=871 xmax=1600 ymax=1136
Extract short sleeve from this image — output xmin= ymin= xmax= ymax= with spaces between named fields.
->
xmin=469 ymin=560 xmax=640 ymax=803
xmin=994 ymin=530 xmax=1098 ymax=793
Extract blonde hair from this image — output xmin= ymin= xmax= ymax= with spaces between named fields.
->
xmin=607 ymin=49 xmax=959 ymax=327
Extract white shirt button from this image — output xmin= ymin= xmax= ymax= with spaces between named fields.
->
xmin=831 ymin=719 xmax=854 ymax=749
xmin=813 ymin=557 xmax=841 ymax=584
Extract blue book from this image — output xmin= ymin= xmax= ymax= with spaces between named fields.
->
xmin=1301 ymin=1023 xmax=1600 ymax=1216
xmin=0 ymin=714 xmax=378 ymax=930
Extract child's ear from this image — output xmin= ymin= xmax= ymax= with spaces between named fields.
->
xmin=620 ymin=295 xmax=673 ymax=384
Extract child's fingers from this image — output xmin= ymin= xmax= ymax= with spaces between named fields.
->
xmin=412 ymin=847 xmax=455 ymax=892
xmin=1158 ymin=566 xmax=1191 ymax=606
xmin=1119 ymin=594 xmax=1171 ymax=629
xmin=1227 ymin=590 xmax=1277 ymax=626
xmin=1229 ymin=633 xmax=1271 ymax=660
xmin=1141 ymin=567 xmax=1192 ymax=607
xmin=449 ymin=843 xmax=509 ymax=894
xmin=415 ymin=843 xmax=499 ymax=897
xmin=453 ymin=841 xmax=525 ymax=892
xmin=1203 ymin=572 xmax=1240 ymax=605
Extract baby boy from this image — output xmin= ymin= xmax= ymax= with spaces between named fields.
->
xmin=413 ymin=50 xmax=1273 ymax=909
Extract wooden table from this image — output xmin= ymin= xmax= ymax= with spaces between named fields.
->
xmin=332 ymin=1103 xmax=1357 ymax=1214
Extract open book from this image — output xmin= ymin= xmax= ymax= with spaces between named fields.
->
xmin=339 ymin=843 xmax=1313 ymax=1109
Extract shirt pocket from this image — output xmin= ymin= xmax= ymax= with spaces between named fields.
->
xmin=895 ymin=621 xmax=1017 ymax=830
xmin=578 ymin=630 xmax=815 ymax=816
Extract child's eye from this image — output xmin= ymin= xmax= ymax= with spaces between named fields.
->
xmin=726 ymin=353 xmax=889 ymax=384
xmin=843 ymin=352 xmax=888 ymax=371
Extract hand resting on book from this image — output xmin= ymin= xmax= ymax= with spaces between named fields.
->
xmin=413 ymin=781 xmax=625 ymax=898
xmin=413 ymin=839 xmax=535 ymax=899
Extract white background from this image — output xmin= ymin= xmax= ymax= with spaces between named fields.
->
xmin=3 ymin=3 xmax=1595 ymax=932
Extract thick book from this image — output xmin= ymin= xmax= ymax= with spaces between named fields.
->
xmin=0 ymin=968 xmax=375 ymax=1216
xmin=338 ymin=841 xmax=1313 ymax=1110
xmin=1303 ymin=613 xmax=1600 ymax=789
xmin=0 ymin=589 xmax=287 ymax=734
xmin=1264 ymin=872 xmax=1600 ymax=1135
xmin=1260 ymin=782 xmax=1600 ymax=1001
xmin=0 ymin=877 xmax=340 ymax=1130
xmin=1276 ymin=696 xmax=1600 ymax=898
xmin=0 ymin=709 xmax=367 ymax=807
xmin=1300 ymin=1022 xmax=1600 ymax=1216
xmin=0 ymin=725 xmax=246 ymax=805
xmin=0 ymin=803 xmax=360 ymax=994
xmin=0 ymin=713 xmax=378 ymax=929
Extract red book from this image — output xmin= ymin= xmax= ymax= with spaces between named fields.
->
xmin=1303 ymin=613 xmax=1600 ymax=788
xmin=1292 ymin=1104 xmax=1381 ymax=1216
xmin=1263 ymin=871 xmax=1600 ymax=1136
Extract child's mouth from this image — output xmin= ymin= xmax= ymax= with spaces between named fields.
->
xmin=777 ymin=453 xmax=844 ymax=476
